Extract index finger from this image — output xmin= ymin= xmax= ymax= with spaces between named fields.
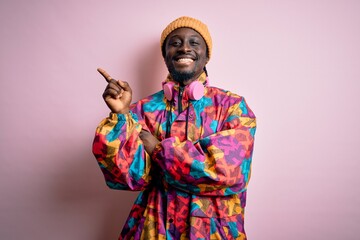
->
xmin=97 ymin=68 xmax=112 ymax=83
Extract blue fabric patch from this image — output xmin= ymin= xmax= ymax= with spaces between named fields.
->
xmin=106 ymin=181 xmax=127 ymax=190
xmin=190 ymin=160 xmax=209 ymax=179
xmin=127 ymin=217 xmax=136 ymax=229
xmin=129 ymin=146 xmax=145 ymax=181
xmin=240 ymin=98 xmax=248 ymax=115
xmin=199 ymin=137 xmax=210 ymax=148
xmin=143 ymin=92 xmax=166 ymax=112
xmin=250 ymin=127 xmax=256 ymax=137
xmin=107 ymin=111 xmax=138 ymax=142
xmin=228 ymin=221 xmax=239 ymax=237
xmin=107 ymin=121 xmax=125 ymax=142
xmin=200 ymin=96 xmax=213 ymax=108
xmin=225 ymin=187 xmax=238 ymax=195
xmin=210 ymin=218 xmax=217 ymax=234
xmin=210 ymin=120 xmax=218 ymax=132
xmin=134 ymin=191 xmax=144 ymax=204
xmin=241 ymin=157 xmax=252 ymax=182
xmin=176 ymin=189 xmax=189 ymax=197
xmin=190 ymin=202 xmax=200 ymax=214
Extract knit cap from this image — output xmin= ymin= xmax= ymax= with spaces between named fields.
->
xmin=160 ymin=16 xmax=212 ymax=60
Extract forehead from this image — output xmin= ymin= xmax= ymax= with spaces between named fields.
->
xmin=167 ymin=27 xmax=204 ymax=40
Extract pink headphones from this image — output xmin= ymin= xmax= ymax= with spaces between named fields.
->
xmin=163 ymin=79 xmax=209 ymax=101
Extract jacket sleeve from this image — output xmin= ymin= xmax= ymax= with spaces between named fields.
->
xmin=92 ymin=112 xmax=151 ymax=191
xmin=151 ymin=97 xmax=256 ymax=196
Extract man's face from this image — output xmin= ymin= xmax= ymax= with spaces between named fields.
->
xmin=164 ymin=28 xmax=208 ymax=85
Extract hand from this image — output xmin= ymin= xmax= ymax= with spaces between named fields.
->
xmin=97 ymin=68 xmax=132 ymax=114
xmin=139 ymin=130 xmax=160 ymax=155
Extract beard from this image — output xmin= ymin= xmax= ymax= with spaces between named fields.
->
xmin=169 ymin=69 xmax=196 ymax=83
xmin=167 ymin=63 xmax=197 ymax=84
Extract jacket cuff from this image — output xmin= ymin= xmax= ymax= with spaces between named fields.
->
xmin=108 ymin=111 xmax=138 ymax=121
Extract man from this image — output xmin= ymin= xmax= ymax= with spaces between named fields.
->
xmin=93 ymin=16 xmax=256 ymax=240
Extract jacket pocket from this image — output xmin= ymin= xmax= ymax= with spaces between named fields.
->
xmin=189 ymin=194 xmax=246 ymax=239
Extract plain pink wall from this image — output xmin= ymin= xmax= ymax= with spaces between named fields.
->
xmin=1 ymin=0 xmax=359 ymax=239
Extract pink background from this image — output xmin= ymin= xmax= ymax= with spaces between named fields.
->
xmin=1 ymin=0 xmax=359 ymax=239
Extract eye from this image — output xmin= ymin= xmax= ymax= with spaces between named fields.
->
xmin=169 ymin=40 xmax=181 ymax=47
xmin=190 ymin=40 xmax=199 ymax=46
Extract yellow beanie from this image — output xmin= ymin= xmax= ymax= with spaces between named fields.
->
xmin=160 ymin=16 xmax=212 ymax=60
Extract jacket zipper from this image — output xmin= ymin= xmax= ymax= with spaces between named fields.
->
xmin=178 ymin=86 xmax=184 ymax=113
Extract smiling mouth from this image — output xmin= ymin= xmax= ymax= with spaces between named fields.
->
xmin=176 ymin=58 xmax=194 ymax=64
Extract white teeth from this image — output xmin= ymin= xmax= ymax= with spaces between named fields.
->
xmin=177 ymin=58 xmax=193 ymax=63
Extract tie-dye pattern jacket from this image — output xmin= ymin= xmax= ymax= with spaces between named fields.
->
xmin=93 ymin=73 xmax=256 ymax=239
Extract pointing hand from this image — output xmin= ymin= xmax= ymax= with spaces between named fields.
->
xmin=97 ymin=68 xmax=132 ymax=114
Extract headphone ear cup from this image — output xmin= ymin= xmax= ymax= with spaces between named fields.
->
xmin=163 ymin=81 xmax=175 ymax=101
xmin=188 ymin=81 xmax=205 ymax=100
xmin=163 ymin=80 xmax=205 ymax=101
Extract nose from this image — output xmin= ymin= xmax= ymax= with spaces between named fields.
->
xmin=179 ymin=41 xmax=191 ymax=52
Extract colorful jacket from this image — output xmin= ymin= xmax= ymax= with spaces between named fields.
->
xmin=93 ymin=72 xmax=256 ymax=239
